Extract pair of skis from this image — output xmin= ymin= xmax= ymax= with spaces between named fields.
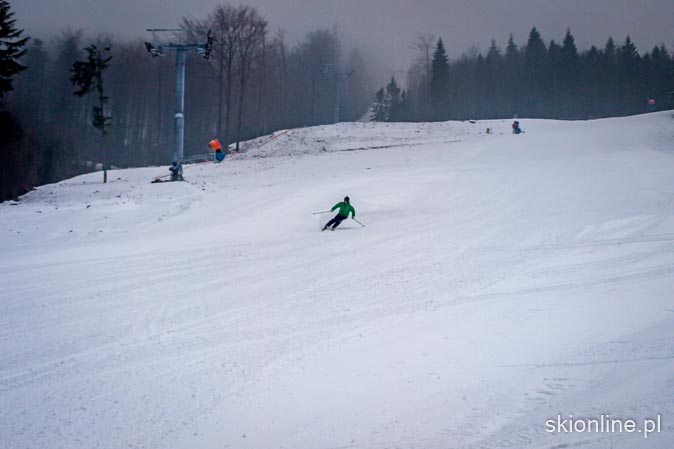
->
xmin=313 ymin=211 xmax=365 ymax=228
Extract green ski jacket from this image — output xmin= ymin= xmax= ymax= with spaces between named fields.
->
xmin=332 ymin=202 xmax=355 ymax=218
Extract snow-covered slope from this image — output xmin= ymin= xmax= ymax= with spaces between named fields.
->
xmin=1 ymin=113 xmax=673 ymax=449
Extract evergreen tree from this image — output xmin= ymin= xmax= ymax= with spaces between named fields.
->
xmin=398 ymin=90 xmax=412 ymax=121
xmin=560 ymin=31 xmax=580 ymax=80
xmin=483 ymin=40 xmax=503 ymax=117
xmin=618 ymin=36 xmax=641 ymax=113
xmin=49 ymin=30 xmax=83 ymax=178
xmin=394 ymin=27 xmax=670 ymax=121
xmin=524 ymin=27 xmax=547 ymax=63
xmin=486 ymin=39 xmax=501 ymax=63
xmin=619 ymin=36 xmax=639 ymax=62
xmin=561 ymin=29 xmax=578 ymax=60
xmin=547 ymin=39 xmax=563 ymax=111
xmin=0 ymin=0 xmax=29 ymax=100
xmin=558 ymin=29 xmax=580 ymax=117
xmin=71 ymin=44 xmax=113 ymax=182
xmin=505 ymin=34 xmax=519 ymax=61
xmin=599 ymin=37 xmax=619 ymax=113
xmin=386 ymin=76 xmax=402 ymax=121
xmin=581 ymin=45 xmax=603 ymax=117
xmin=370 ymin=87 xmax=387 ymax=121
xmin=603 ymin=37 xmax=617 ymax=64
xmin=430 ymin=38 xmax=450 ymax=120
xmin=0 ymin=109 xmax=26 ymax=200
xmin=647 ymin=44 xmax=672 ymax=110
xmin=370 ymin=77 xmax=411 ymax=122
xmin=13 ymin=38 xmax=48 ymax=122
xmin=524 ymin=27 xmax=547 ymax=116
xmin=504 ymin=34 xmax=522 ymax=115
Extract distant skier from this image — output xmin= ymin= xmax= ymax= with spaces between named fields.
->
xmin=209 ymin=138 xmax=226 ymax=162
xmin=322 ymin=196 xmax=356 ymax=231
xmin=512 ymin=120 xmax=523 ymax=134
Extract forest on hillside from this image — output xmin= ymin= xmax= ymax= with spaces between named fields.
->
xmin=373 ymin=28 xmax=673 ymax=122
xmin=1 ymin=0 xmax=673 ymax=201
xmin=1 ymin=1 xmax=372 ymax=200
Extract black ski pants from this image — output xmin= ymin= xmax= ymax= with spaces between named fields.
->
xmin=326 ymin=214 xmax=348 ymax=229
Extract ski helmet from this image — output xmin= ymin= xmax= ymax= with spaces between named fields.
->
xmin=344 ymin=196 xmax=350 ymax=202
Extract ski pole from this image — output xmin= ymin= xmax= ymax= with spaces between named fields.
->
xmin=313 ymin=211 xmax=332 ymax=215
xmin=353 ymin=218 xmax=365 ymax=227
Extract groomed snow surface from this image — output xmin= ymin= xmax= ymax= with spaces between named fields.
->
xmin=1 ymin=112 xmax=673 ymax=449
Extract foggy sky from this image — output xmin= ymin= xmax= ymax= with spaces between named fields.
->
xmin=13 ymin=0 xmax=674 ymax=82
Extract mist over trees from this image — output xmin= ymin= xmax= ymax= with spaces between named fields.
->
xmin=1 ymin=2 xmax=373 ymax=201
xmin=386 ymin=28 xmax=674 ymax=121
xmin=2 ymin=0 xmax=673 ymax=202
xmin=379 ymin=27 xmax=673 ymax=122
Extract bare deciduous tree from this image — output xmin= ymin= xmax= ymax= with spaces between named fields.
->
xmin=186 ymin=6 xmax=238 ymax=147
xmin=233 ymin=6 xmax=267 ymax=150
xmin=407 ymin=32 xmax=435 ymax=120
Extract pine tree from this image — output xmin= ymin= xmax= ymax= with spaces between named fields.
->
xmin=561 ymin=29 xmax=578 ymax=60
xmin=398 ymin=90 xmax=412 ymax=121
xmin=430 ymin=38 xmax=450 ymax=120
xmin=603 ymin=37 xmax=617 ymax=63
xmin=523 ymin=27 xmax=547 ymax=116
xmin=600 ymin=37 xmax=619 ymax=113
xmin=581 ymin=45 xmax=602 ymax=117
xmin=71 ymin=44 xmax=113 ymax=182
xmin=14 ymin=39 xmax=48 ymax=122
xmin=486 ymin=39 xmax=501 ymax=64
xmin=618 ymin=36 xmax=641 ymax=113
xmin=370 ymin=87 xmax=387 ymax=121
xmin=524 ymin=27 xmax=547 ymax=66
xmin=504 ymin=34 xmax=522 ymax=115
xmin=647 ymin=44 xmax=672 ymax=110
xmin=560 ymin=30 xmax=580 ymax=80
xmin=559 ymin=29 xmax=580 ymax=118
xmin=370 ymin=77 xmax=411 ymax=122
xmin=619 ymin=36 xmax=639 ymax=62
xmin=505 ymin=34 xmax=519 ymax=62
xmin=546 ymin=40 xmax=562 ymax=114
xmin=386 ymin=76 xmax=402 ymax=121
xmin=0 ymin=0 xmax=29 ymax=100
xmin=484 ymin=39 xmax=503 ymax=116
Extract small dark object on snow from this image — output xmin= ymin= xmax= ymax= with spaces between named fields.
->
xmin=512 ymin=121 xmax=523 ymax=134
xmin=169 ymin=161 xmax=184 ymax=182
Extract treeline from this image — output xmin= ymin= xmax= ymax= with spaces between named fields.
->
xmin=374 ymin=28 xmax=673 ymax=122
xmin=3 ymin=0 xmax=674 ymax=202
xmin=1 ymin=2 xmax=372 ymax=201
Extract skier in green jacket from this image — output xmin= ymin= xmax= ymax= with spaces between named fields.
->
xmin=322 ymin=196 xmax=356 ymax=231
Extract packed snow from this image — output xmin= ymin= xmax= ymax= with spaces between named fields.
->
xmin=1 ymin=112 xmax=673 ymax=449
